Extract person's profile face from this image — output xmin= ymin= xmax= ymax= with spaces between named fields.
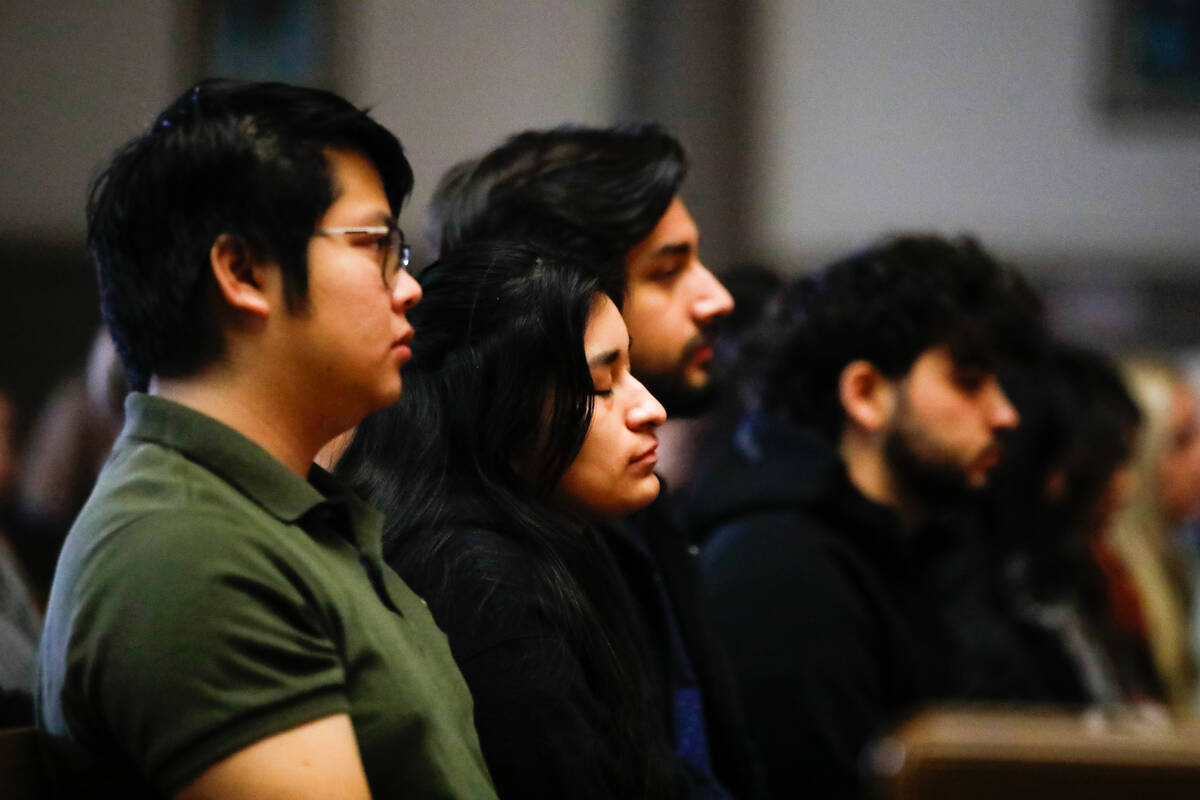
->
xmin=553 ymin=294 xmax=666 ymax=521
xmin=621 ymin=198 xmax=733 ymax=418
xmin=1159 ymin=381 xmax=1200 ymax=527
xmin=281 ymin=148 xmax=422 ymax=430
xmin=883 ymin=345 xmax=1020 ymax=507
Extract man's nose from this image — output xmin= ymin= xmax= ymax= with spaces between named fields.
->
xmin=989 ymin=382 xmax=1019 ymax=430
xmin=691 ymin=264 xmax=734 ymax=327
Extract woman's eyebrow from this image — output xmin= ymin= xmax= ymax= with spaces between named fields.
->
xmin=587 ymin=349 xmax=620 ymax=368
xmin=587 ymin=337 xmax=632 ymax=368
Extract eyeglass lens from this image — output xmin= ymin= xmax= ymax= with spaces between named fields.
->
xmin=382 ymin=225 xmax=411 ymax=288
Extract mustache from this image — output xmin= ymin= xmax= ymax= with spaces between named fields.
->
xmin=682 ymin=322 xmax=723 ymax=360
xmin=976 ymin=442 xmax=1004 ymax=467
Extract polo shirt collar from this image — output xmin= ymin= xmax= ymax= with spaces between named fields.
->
xmin=120 ymin=392 xmax=378 ymax=530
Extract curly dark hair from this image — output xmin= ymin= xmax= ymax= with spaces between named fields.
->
xmin=764 ymin=234 xmax=1045 ymax=440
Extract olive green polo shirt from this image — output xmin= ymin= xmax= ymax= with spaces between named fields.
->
xmin=36 ymin=393 xmax=496 ymax=798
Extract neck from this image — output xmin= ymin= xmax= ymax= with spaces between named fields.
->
xmin=151 ymin=367 xmax=328 ymax=477
xmin=839 ymin=430 xmax=925 ymax=532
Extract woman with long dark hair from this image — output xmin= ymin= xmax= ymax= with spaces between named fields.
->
xmin=336 ymin=241 xmax=678 ymax=799
xmin=946 ymin=342 xmax=1162 ymax=707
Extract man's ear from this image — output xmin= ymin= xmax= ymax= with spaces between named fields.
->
xmin=209 ymin=233 xmax=271 ymax=318
xmin=839 ymin=359 xmax=895 ymax=433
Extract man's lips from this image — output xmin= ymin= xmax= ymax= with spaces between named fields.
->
xmin=974 ymin=444 xmax=1003 ymax=472
xmin=683 ymin=334 xmax=716 ymax=368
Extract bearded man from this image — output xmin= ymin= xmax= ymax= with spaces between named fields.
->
xmin=685 ymin=234 xmax=1045 ymax=799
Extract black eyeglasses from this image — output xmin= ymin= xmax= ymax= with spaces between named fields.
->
xmin=315 ymin=221 xmax=412 ymax=289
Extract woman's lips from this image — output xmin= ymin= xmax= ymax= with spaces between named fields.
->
xmin=631 ymin=441 xmax=659 ymax=466
xmin=392 ymin=330 xmax=414 ymax=363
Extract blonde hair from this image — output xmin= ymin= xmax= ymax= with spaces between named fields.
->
xmin=1109 ymin=356 xmax=1196 ymax=712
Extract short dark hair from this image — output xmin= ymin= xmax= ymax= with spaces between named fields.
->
xmin=764 ymin=234 xmax=1044 ymax=439
xmin=88 ymin=78 xmax=413 ymax=391
xmin=427 ymin=123 xmax=687 ymax=293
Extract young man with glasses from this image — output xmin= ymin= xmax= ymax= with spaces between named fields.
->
xmin=35 ymin=79 xmax=496 ymax=799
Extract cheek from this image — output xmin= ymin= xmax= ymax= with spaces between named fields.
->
xmin=624 ymin=309 xmax=688 ymax=370
xmin=918 ymin=393 xmax=987 ymax=440
xmin=556 ymin=417 xmax=629 ymax=512
xmin=622 ymin=301 xmax=660 ymax=343
xmin=556 ymin=458 xmax=613 ymax=517
xmin=625 ymin=284 xmax=684 ymax=328
xmin=575 ymin=420 xmax=622 ymax=482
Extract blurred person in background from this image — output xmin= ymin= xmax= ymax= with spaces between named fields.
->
xmin=0 ymin=385 xmax=42 ymax=724
xmin=684 ymin=234 xmax=1044 ymax=798
xmin=1107 ymin=357 xmax=1200 ymax=714
xmin=11 ymin=327 xmax=125 ymax=602
xmin=944 ymin=343 xmax=1163 ymax=712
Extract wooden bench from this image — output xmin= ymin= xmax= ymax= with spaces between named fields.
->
xmin=867 ymin=706 xmax=1200 ymax=800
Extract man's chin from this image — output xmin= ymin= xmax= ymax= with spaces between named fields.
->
xmin=965 ymin=470 xmax=990 ymax=489
xmin=885 ymin=431 xmax=978 ymax=514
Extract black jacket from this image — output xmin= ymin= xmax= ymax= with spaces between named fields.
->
xmin=615 ymin=490 xmax=764 ymax=799
xmin=684 ymin=415 xmax=952 ymax=799
xmin=388 ymin=506 xmax=762 ymax=800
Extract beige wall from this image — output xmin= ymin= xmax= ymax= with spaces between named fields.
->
xmin=342 ymin=1 xmax=620 ymax=261
xmin=748 ymin=0 xmax=1200 ymax=279
xmin=0 ymin=1 xmax=620 ymax=250
xmin=0 ymin=1 xmax=175 ymax=239
xmin=9 ymin=1 xmax=1200 ymax=279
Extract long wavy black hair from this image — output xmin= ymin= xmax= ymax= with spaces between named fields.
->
xmin=336 ymin=239 xmax=674 ymax=797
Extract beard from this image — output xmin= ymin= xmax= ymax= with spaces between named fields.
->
xmin=883 ymin=425 xmax=979 ymax=516
xmin=638 ymin=335 xmax=725 ymax=418
xmin=640 ymin=369 xmax=722 ymax=419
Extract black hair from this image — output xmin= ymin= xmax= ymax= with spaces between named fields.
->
xmin=982 ymin=343 xmax=1164 ymax=701
xmin=335 ymin=240 xmax=673 ymax=796
xmin=427 ymin=123 xmax=687 ymax=295
xmin=87 ymin=78 xmax=412 ymax=391
xmin=764 ymin=234 xmax=1044 ymax=440
xmin=989 ymin=343 xmax=1142 ymax=597
xmin=343 ymin=240 xmax=622 ymax=518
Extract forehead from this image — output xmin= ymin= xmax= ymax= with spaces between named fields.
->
xmin=323 ymin=148 xmax=392 ymax=217
xmin=905 ymin=345 xmax=985 ymax=386
xmin=584 ymin=295 xmax=628 ymax=352
xmin=624 ymin=197 xmax=697 ymax=271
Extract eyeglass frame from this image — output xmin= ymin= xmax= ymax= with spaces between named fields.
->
xmin=314 ymin=221 xmax=412 ymax=288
